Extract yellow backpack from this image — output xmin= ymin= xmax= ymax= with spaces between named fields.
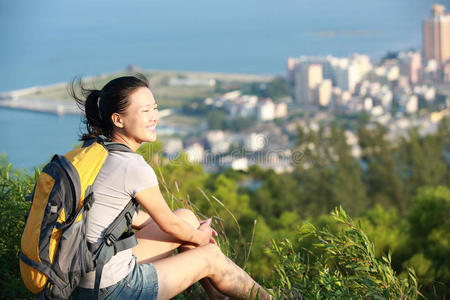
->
xmin=20 ymin=138 xmax=139 ymax=299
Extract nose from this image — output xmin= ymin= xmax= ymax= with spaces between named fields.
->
xmin=152 ymin=109 xmax=159 ymax=122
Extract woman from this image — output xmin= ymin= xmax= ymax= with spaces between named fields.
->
xmin=71 ymin=74 xmax=271 ymax=300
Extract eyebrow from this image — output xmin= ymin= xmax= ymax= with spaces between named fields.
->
xmin=140 ymin=103 xmax=157 ymax=109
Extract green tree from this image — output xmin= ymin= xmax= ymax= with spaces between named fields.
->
xmin=358 ymin=122 xmax=406 ymax=211
xmin=402 ymin=186 xmax=450 ymax=298
xmin=294 ymin=124 xmax=367 ymax=217
xmin=357 ymin=205 xmax=405 ymax=257
xmin=206 ymin=109 xmax=226 ymax=130
xmin=398 ymin=128 xmax=447 ymax=202
xmin=243 ymin=77 xmax=291 ymax=100
xmin=250 ymin=169 xmax=298 ymax=225
xmin=265 ymin=77 xmax=291 ymax=100
xmin=329 ymin=125 xmax=368 ymax=214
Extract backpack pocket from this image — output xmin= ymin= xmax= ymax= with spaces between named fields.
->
xmin=46 ymin=209 xmax=94 ymax=299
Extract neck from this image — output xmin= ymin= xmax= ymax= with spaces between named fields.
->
xmin=111 ymin=132 xmax=140 ymax=152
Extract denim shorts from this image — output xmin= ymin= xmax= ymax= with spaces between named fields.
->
xmin=73 ymin=256 xmax=158 ymax=300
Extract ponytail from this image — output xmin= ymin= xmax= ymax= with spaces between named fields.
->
xmin=70 ymin=78 xmax=112 ymax=141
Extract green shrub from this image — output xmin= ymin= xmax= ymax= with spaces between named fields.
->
xmin=0 ymin=164 xmax=36 ymax=299
xmin=269 ymin=207 xmax=419 ymax=299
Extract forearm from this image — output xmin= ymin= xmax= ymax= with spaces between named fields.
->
xmin=134 ymin=185 xmax=209 ymax=245
xmin=160 ymin=216 xmax=205 ymax=245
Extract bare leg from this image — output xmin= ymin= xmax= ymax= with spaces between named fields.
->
xmin=153 ymin=244 xmax=271 ymax=300
xmin=132 ymin=209 xmax=227 ymax=299
xmin=179 ymin=244 xmax=228 ymax=300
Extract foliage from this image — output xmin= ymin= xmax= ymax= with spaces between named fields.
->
xmin=0 ymin=164 xmax=35 ymax=299
xmin=243 ymin=77 xmax=292 ymax=100
xmin=401 ymin=186 xmax=450 ymax=298
xmin=269 ymin=207 xmax=419 ymax=299
xmin=205 ymin=109 xmax=257 ymax=132
xmin=356 ymin=205 xmax=406 ymax=258
xmin=294 ymin=124 xmax=368 ymax=217
xmin=358 ymin=123 xmax=406 ymax=210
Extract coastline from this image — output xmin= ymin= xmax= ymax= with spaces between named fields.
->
xmin=0 ymin=97 xmax=81 ymax=116
xmin=0 ymin=69 xmax=275 ymax=115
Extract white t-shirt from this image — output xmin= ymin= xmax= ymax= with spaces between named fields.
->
xmin=79 ymin=151 xmax=158 ymax=289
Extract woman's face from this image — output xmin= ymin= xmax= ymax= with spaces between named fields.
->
xmin=114 ymin=87 xmax=159 ymax=147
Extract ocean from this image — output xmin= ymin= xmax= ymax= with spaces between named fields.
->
xmin=0 ymin=108 xmax=82 ymax=171
xmin=0 ymin=0 xmax=444 ymax=170
xmin=0 ymin=0 xmax=441 ymax=91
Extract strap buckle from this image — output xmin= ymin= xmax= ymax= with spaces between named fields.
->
xmin=125 ymin=212 xmax=133 ymax=225
xmin=104 ymin=234 xmax=117 ymax=246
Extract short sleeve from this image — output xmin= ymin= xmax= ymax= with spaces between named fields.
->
xmin=125 ymin=155 xmax=159 ymax=197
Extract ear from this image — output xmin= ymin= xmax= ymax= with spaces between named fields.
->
xmin=111 ymin=113 xmax=124 ymax=128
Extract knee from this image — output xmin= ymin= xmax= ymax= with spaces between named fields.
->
xmin=200 ymin=244 xmax=226 ymax=275
xmin=173 ymin=208 xmax=200 ymax=228
xmin=203 ymin=243 xmax=222 ymax=258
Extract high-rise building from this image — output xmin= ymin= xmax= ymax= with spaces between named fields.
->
xmin=423 ymin=4 xmax=450 ymax=63
xmin=294 ymin=63 xmax=323 ymax=104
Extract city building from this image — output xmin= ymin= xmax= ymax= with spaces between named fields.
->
xmin=205 ymin=130 xmax=230 ymax=154
xmin=422 ymin=59 xmax=440 ymax=82
xmin=221 ymin=156 xmax=249 ymax=171
xmin=256 ymin=98 xmax=276 ymax=121
xmin=286 ymin=57 xmax=299 ymax=84
xmin=413 ymin=85 xmax=436 ymax=102
xmin=401 ymin=95 xmax=419 ymax=114
xmin=443 ymin=61 xmax=450 ymax=81
xmin=294 ymin=63 xmax=323 ymax=104
xmin=398 ymin=51 xmax=422 ymax=84
xmin=363 ymin=97 xmax=373 ymax=111
xmin=378 ymin=90 xmax=393 ymax=110
xmin=290 ymin=54 xmax=372 ymax=104
xmin=275 ymin=102 xmax=288 ymax=118
xmin=316 ymin=79 xmax=332 ymax=107
xmin=185 ymin=142 xmax=205 ymax=163
xmin=327 ymin=54 xmax=372 ymax=93
xmin=163 ymin=138 xmax=183 ymax=157
xmin=245 ymin=133 xmax=266 ymax=152
xmin=423 ymin=4 xmax=450 ymax=63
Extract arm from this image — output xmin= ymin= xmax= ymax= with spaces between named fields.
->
xmin=134 ymin=185 xmax=212 ymax=246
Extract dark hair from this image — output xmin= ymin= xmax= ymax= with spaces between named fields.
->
xmin=70 ymin=74 xmax=149 ymax=141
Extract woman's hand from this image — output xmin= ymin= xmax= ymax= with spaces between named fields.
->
xmin=198 ymin=218 xmax=218 ymax=245
xmin=135 ymin=185 xmax=219 ymax=246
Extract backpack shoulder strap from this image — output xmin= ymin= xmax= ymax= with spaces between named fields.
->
xmin=91 ymin=198 xmax=139 ymax=299
xmin=103 ymin=142 xmax=134 ymax=153
xmin=94 ymin=135 xmax=135 ymax=153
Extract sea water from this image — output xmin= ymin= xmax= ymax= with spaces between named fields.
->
xmin=0 ymin=0 xmax=440 ymax=91
xmin=0 ymin=108 xmax=82 ymax=171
